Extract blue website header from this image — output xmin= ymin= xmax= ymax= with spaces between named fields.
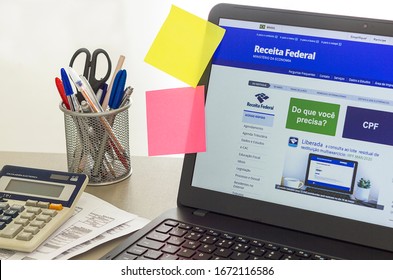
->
xmin=213 ymin=26 xmax=393 ymax=89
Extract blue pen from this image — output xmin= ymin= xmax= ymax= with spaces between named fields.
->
xmin=61 ymin=68 xmax=80 ymax=112
xmin=109 ymin=69 xmax=127 ymax=109
xmin=99 ymin=83 xmax=108 ymax=105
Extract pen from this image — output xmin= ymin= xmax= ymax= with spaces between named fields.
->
xmin=99 ymin=83 xmax=108 ymax=105
xmin=96 ymin=83 xmax=107 ymax=106
xmin=61 ymin=68 xmax=80 ymax=112
xmin=120 ymin=86 xmax=134 ymax=108
xmin=55 ymin=77 xmax=70 ymax=110
xmin=68 ymin=67 xmax=104 ymax=112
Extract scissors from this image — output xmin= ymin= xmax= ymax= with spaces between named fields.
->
xmin=69 ymin=48 xmax=112 ymax=94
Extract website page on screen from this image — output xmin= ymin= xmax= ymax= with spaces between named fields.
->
xmin=192 ymin=18 xmax=393 ymax=228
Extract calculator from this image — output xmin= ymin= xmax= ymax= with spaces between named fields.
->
xmin=0 ymin=165 xmax=88 ymax=252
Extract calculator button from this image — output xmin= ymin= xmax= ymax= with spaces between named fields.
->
xmin=0 ymin=224 xmax=23 ymax=238
xmin=3 ymin=209 xmax=19 ymax=218
xmin=0 ymin=215 xmax=12 ymax=224
xmin=36 ymin=214 xmax=52 ymax=223
xmin=26 ymin=200 xmax=38 ymax=207
xmin=49 ymin=203 xmax=63 ymax=211
xmin=14 ymin=218 xmax=30 ymax=226
xmin=42 ymin=209 xmax=57 ymax=217
xmin=27 ymin=207 xmax=42 ymax=215
xmin=37 ymin=201 xmax=50 ymax=209
xmin=10 ymin=204 xmax=25 ymax=212
xmin=24 ymin=226 xmax=40 ymax=235
xmin=0 ymin=202 xmax=10 ymax=210
xmin=20 ymin=212 xmax=35 ymax=221
xmin=30 ymin=220 xmax=46 ymax=229
xmin=16 ymin=232 xmax=33 ymax=241
xmin=0 ymin=221 xmax=6 ymax=230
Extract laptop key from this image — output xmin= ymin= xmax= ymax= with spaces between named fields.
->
xmin=137 ymin=238 xmax=165 ymax=250
xmin=236 ymin=236 xmax=250 ymax=244
xmin=177 ymin=248 xmax=195 ymax=258
xmin=199 ymin=244 xmax=216 ymax=254
xmin=155 ymin=224 xmax=172 ymax=234
xmin=144 ymin=250 xmax=163 ymax=260
xmin=282 ymin=254 xmax=300 ymax=260
xmin=200 ymin=235 xmax=218 ymax=244
xmin=250 ymin=240 xmax=264 ymax=247
xmin=185 ymin=232 xmax=202 ymax=241
xmin=170 ymin=228 xmax=188 ymax=237
xmin=215 ymin=248 xmax=232 ymax=258
xmin=178 ymin=223 xmax=193 ymax=230
xmin=216 ymin=239 xmax=234 ymax=248
xmin=115 ymin=252 xmax=138 ymax=260
xmin=296 ymin=251 xmax=311 ymax=259
xmin=264 ymin=251 xmax=283 ymax=260
xmin=249 ymin=247 xmax=266 ymax=257
xmin=147 ymin=231 xmax=170 ymax=242
xmin=280 ymin=247 xmax=295 ymax=255
xmin=193 ymin=252 xmax=212 ymax=260
xmin=160 ymin=253 xmax=178 ymax=260
xmin=127 ymin=245 xmax=147 ymax=256
xmin=311 ymin=254 xmax=331 ymax=260
xmin=162 ymin=244 xmax=180 ymax=254
xmin=265 ymin=243 xmax=280 ymax=251
xmin=183 ymin=240 xmax=200 ymax=250
xmin=164 ymin=220 xmax=179 ymax=227
xmin=233 ymin=243 xmax=250 ymax=252
xmin=193 ymin=226 xmax=206 ymax=233
xmin=231 ymin=252 xmax=249 ymax=260
xmin=206 ymin=229 xmax=220 ymax=237
xmin=222 ymin=233 xmax=235 ymax=240
xmin=167 ymin=236 xmax=185 ymax=246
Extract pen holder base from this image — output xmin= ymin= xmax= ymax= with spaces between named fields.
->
xmin=60 ymin=101 xmax=132 ymax=186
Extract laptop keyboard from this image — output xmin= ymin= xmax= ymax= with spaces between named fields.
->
xmin=306 ymin=188 xmax=351 ymax=201
xmin=114 ymin=219 xmax=333 ymax=260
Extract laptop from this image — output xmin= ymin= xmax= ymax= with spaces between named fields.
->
xmin=283 ymin=153 xmax=358 ymax=201
xmin=103 ymin=3 xmax=393 ymax=260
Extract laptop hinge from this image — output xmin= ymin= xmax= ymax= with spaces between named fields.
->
xmin=193 ymin=209 xmax=209 ymax=217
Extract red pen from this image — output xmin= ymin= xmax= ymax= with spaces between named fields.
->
xmin=55 ymin=77 xmax=70 ymax=110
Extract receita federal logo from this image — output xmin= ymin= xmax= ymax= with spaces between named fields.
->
xmin=246 ymin=93 xmax=274 ymax=110
xmin=255 ymin=93 xmax=269 ymax=104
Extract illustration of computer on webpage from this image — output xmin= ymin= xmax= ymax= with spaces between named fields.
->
xmin=303 ymin=153 xmax=357 ymax=201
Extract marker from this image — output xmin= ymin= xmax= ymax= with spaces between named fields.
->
xmin=55 ymin=77 xmax=70 ymax=110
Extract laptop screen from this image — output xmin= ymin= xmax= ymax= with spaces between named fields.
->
xmin=304 ymin=154 xmax=358 ymax=194
xmin=191 ymin=14 xmax=393 ymax=231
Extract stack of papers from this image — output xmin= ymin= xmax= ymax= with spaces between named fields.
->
xmin=0 ymin=192 xmax=149 ymax=260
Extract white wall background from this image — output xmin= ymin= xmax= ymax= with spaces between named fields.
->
xmin=1 ymin=0 xmax=392 ymax=156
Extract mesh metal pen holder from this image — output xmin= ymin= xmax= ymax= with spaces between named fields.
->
xmin=60 ymin=100 xmax=132 ymax=186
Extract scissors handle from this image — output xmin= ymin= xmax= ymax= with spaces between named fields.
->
xmin=89 ymin=49 xmax=112 ymax=92
xmin=69 ymin=48 xmax=112 ymax=94
xmin=69 ymin=48 xmax=91 ymax=78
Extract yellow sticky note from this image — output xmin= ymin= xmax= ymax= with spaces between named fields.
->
xmin=145 ymin=5 xmax=226 ymax=87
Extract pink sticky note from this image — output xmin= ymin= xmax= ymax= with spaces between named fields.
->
xmin=146 ymin=86 xmax=206 ymax=156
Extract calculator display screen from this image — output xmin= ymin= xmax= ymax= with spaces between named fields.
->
xmin=5 ymin=179 xmax=64 ymax=198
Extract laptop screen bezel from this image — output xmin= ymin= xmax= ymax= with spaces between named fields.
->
xmin=177 ymin=3 xmax=393 ymax=252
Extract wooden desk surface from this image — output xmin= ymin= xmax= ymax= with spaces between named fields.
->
xmin=0 ymin=151 xmax=183 ymax=259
